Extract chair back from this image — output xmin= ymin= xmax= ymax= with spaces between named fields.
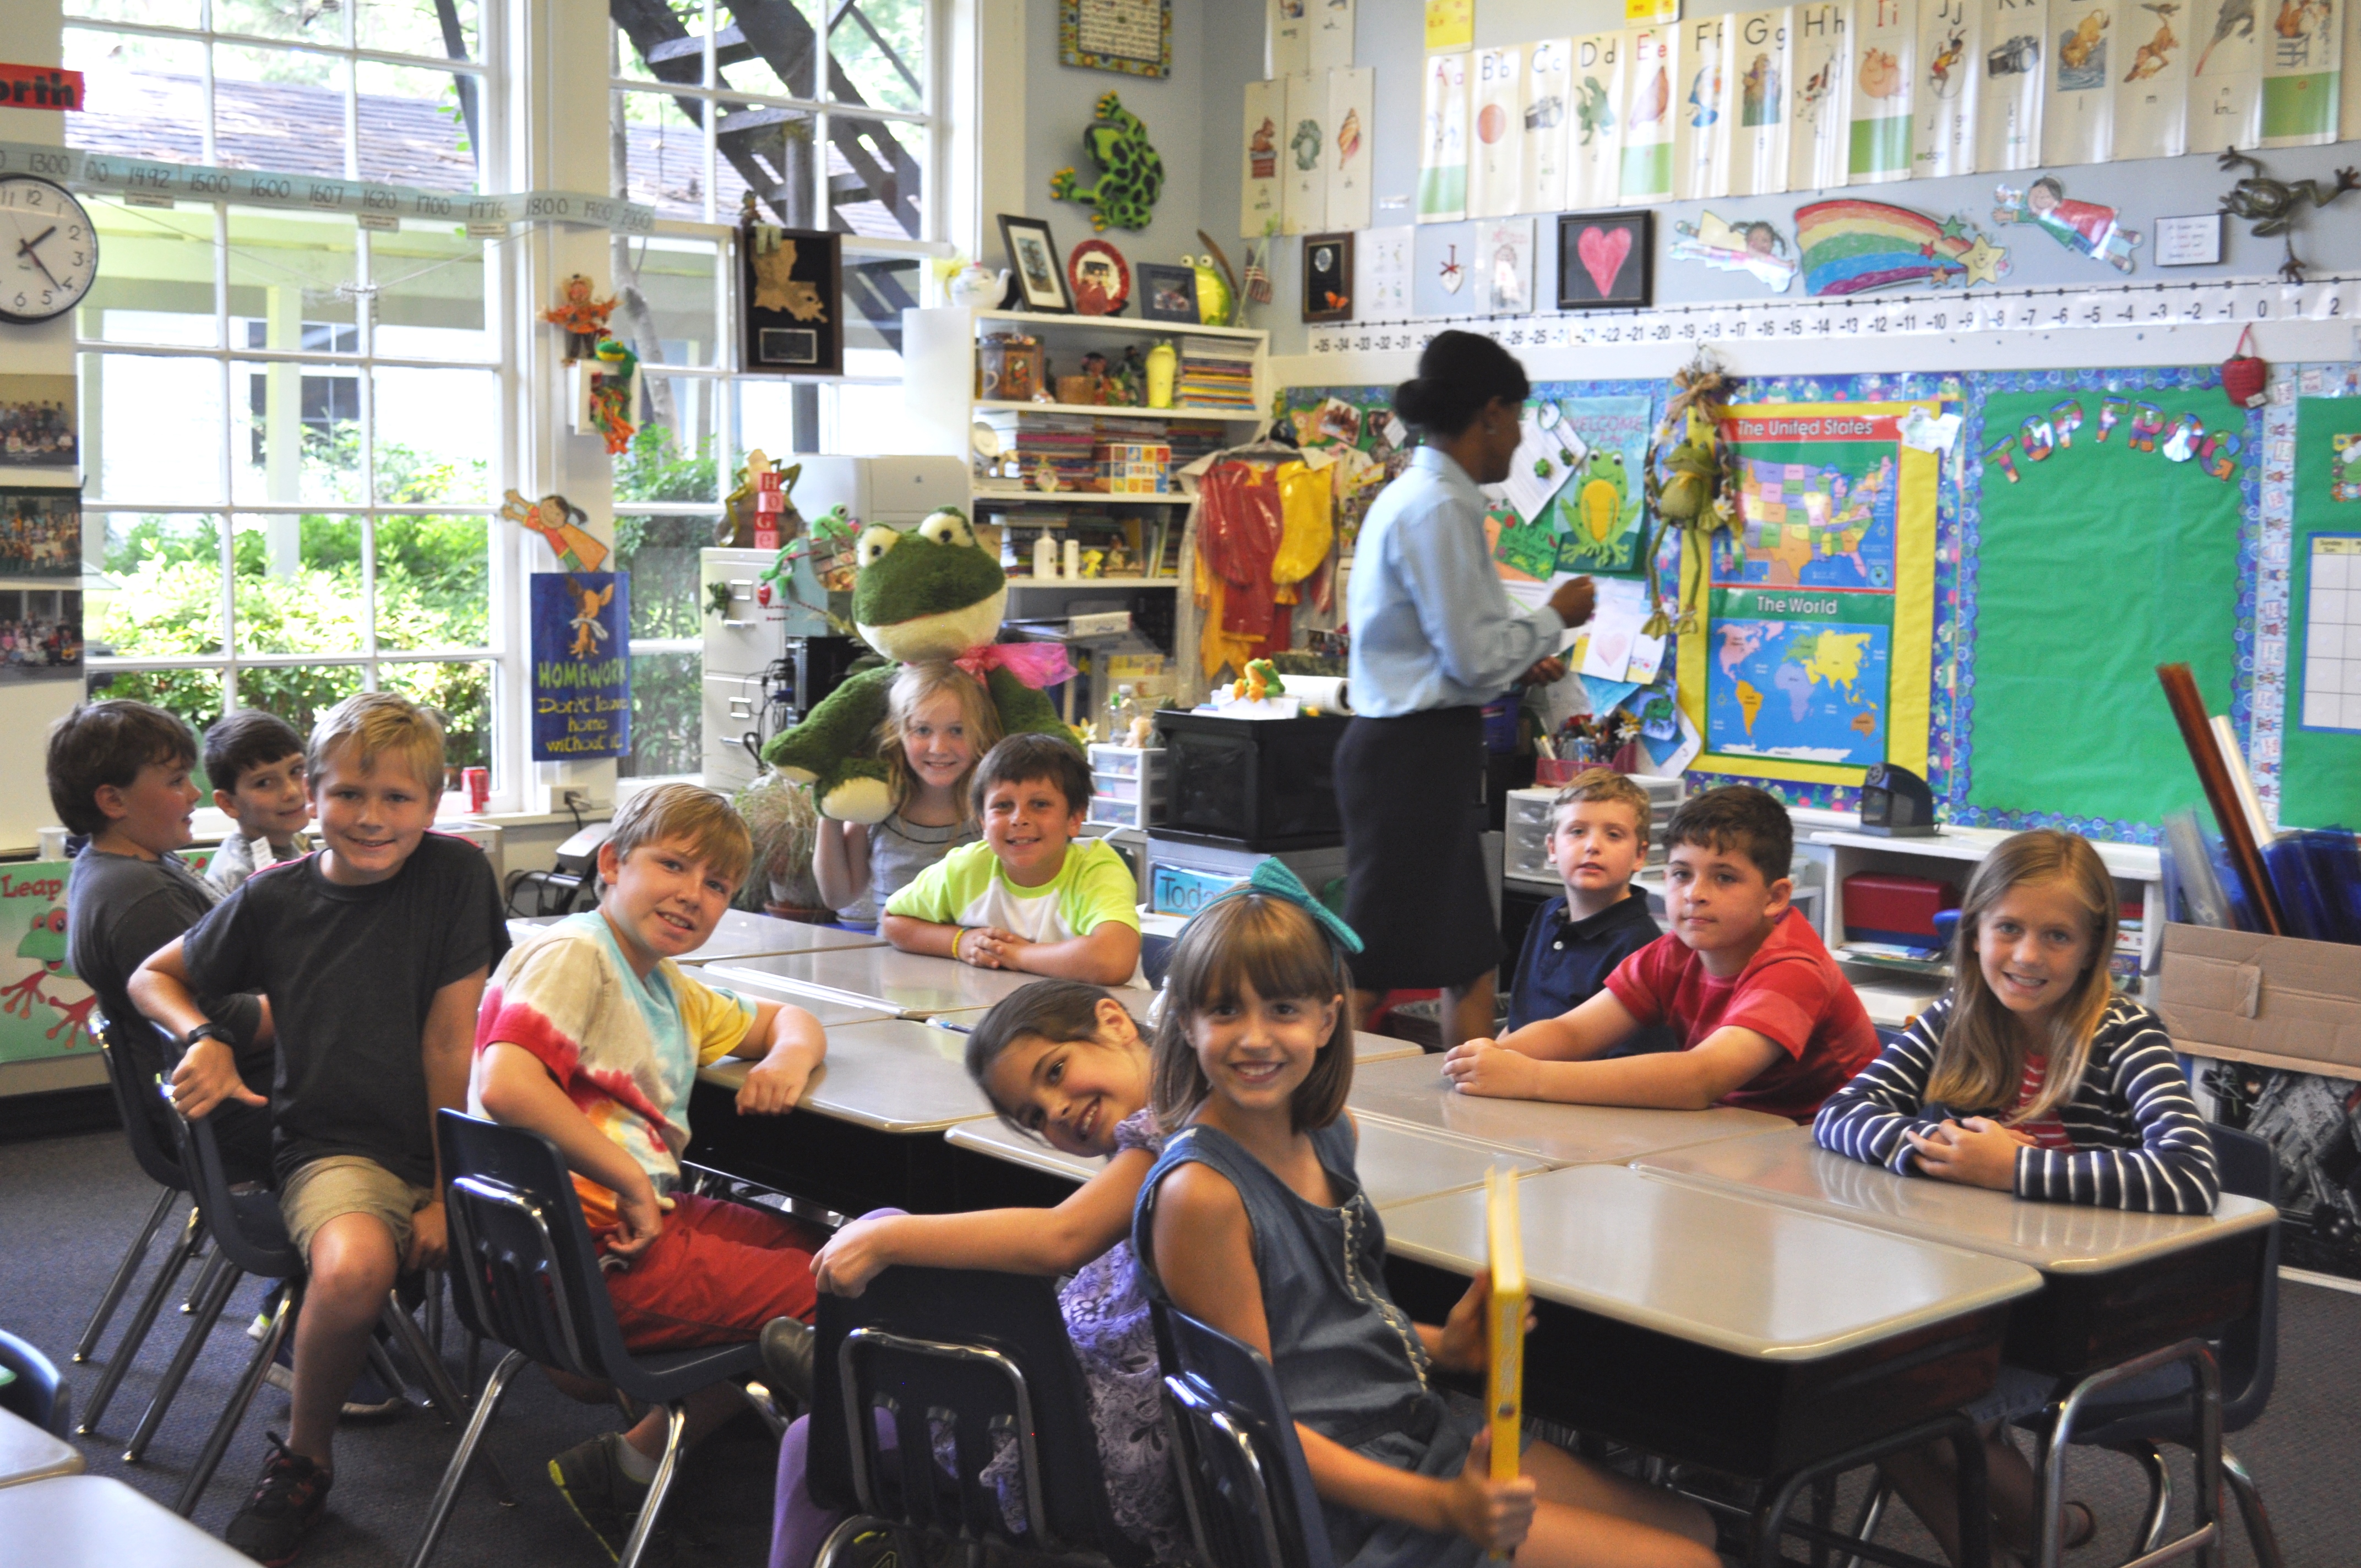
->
xmin=2212 ymin=1125 xmax=2280 ymax=1429
xmin=0 ymin=1329 xmax=68 ymax=1435
xmin=151 ymin=1025 xmax=301 ymax=1280
xmin=1151 ymin=1303 xmax=1336 ymax=1568
xmin=806 ymin=1266 xmax=1146 ymax=1566
xmin=95 ymin=1017 xmax=188 ymax=1193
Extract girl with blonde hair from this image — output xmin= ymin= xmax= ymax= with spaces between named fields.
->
xmin=811 ymin=660 xmax=1000 ymax=926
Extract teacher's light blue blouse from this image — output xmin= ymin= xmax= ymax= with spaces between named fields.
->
xmin=1345 ymin=447 xmax=1565 ymax=717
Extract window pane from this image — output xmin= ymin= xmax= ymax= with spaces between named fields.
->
xmin=372 ymin=222 xmax=491 ymax=361
xmin=64 ymin=29 xmax=207 ymax=164
xmin=723 ymin=0 xmax=823 ymax=100
xmin=233 ymin=663 xmax=363 ymax=748
xmin=232 ymin=358 xmax=363 ymax=507
xmin=616 ymin=514 xmax=709 ymax=641
xmin=87 ymin=352 xmax=226 ymax=505
xmin=614 ymin=426 xmax=721 ymax=505
xmin=232 ymin=514 xmax=370 ymax=656
xmin=829 ymin=118 xmax=923 ymax=239
xmin=92 ymin=668 xmax=229 ymax=736
xmin=226 ymin=208 xmax=361 ymax=352
xmin=611 ymin=4 xmax=710 ymax=86
xmin=383 ymin=660 xmax=491 ymax=774
xmin=734 ymin=377 xmax=799 ymax=455
xmin=844 ymin=254 xmax=920 ymax=369
xmin=90 ymin=512 xmax=226 ymax=658
xmin=214 ymin=45 xmax=351 ymax=179
xmin=718 ymin=98 xmax=820 ymax=225
xmin=213 ymin=0 xmax=350 ymax=46
xmin=355 ymin=60 xmax=484 ymax=192
xmin=67 ymin=0 xmax=203 ymax=26
xmin=373 ymin=368 xmax=496 ymax=504
xmin=615 ymin=88 xmax=714 ymax=222
xmin=376 ymin=513 xmax=491 ymax=650
xmin=620 ymin=649 xmax=701 ymax=778
xmin=830 ymin=0 xmax=926 ymax=113
xmin=617 ymin=236 xmax=719 ymax=367
xmin=84 ymin=202 xmax=217 ymax=348
xmin=358 ymin=0 xmax=478 ymax=58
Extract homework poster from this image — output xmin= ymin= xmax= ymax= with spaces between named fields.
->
xmin=530 ymin=572 xmax=630 ymax=761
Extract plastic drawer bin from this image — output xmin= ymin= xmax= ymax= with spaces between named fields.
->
xmin=1087 ymin=794 xmax=1146 ymax=828
xmin=1152 ymin=711 xmax=1350 ymax=850
xmin=1086 ymin=744 xmax=1166 ymax=779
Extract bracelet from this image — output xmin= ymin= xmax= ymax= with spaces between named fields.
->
xmin=181 ymin=1021 xmax=231 ymax=1052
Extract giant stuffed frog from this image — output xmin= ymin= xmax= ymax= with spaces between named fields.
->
xmin=761 ymin=508 xmax=1075 ymax=822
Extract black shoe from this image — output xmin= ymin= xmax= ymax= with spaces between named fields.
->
xmin=223 ymin=1431 xmax=332 ymax=1566
xmin=760 ymin=1316 xmax=815 ymax=1412
xmin=549 ymin=1431 xmax=661 ymax=1562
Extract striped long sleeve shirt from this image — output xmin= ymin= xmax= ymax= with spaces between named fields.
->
xmin=1813 ymin=995 xmax=2219 ymax=1214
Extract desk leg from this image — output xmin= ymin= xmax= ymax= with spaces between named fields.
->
xmin=1747 ymin=1412 xmax=1986 ymax=1568
xmin=2036 ymin=1338 xmax=2221 ymax=1568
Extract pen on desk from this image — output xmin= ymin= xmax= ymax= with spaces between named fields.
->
xmin=929 ymin=1019 xmax=972 ymax=1034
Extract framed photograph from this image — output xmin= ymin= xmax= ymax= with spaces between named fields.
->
xmin=738 ymin=223 xmax=843 ymax=375
xmin=0 ymin=375 xmax=76 ymax=467
xmin=0 ymin=585 xmax=81 ymax=686
xmin=1000 ymin=216 xmax=1072 ymax=314
xmin=1302 ymin=232 xmax=1353 ymax=322
xmin=1555 ymin=210 xmax=1653 ymax=311
xmin=1138 ymin=262 xmax=1199 ymax=323
xmin=1069 ymin=237 xmax=1132 ymax=315
xmin=0 ymin=486 xmax=79 ymax=578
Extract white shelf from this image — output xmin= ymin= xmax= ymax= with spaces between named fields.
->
xmin=973 ymin=488 xmax=1192 ymax=506
xmin=976 ymin=399 xmax=1261 ymax=422
xmin=1807 ymin=826 xmax=2160 ymax=882
xmin=973 ymin=309 xmax=1270 ymax=342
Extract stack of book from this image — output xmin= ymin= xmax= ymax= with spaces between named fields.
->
xmin=983 ymin=411 xmax=1101 ymax=491
xmin=1162 ymin=419 xmax=1228 ymax=472
xmin=1177 ymin=336 xmax=1256 ymax=412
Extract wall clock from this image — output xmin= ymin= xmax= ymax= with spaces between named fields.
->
xmin=0 ymin=175 xmax=99 ymax=326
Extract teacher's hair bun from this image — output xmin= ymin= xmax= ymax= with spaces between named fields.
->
xmin=1391 ymin=375 xmax=1440 ymax=426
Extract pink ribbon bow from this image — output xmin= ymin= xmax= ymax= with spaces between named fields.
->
xmin=952 ymin=641 xmax=1075 ymax=690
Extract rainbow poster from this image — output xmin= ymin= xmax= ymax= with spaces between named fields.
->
xmin=1794 ymin=198 xmax=2009 ymax=293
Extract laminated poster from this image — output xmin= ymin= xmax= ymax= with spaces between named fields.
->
xmin=1268 ymin=0 xmax=1310 ymax=77
xmin=2112 ymin=0 xmax=2190 ymax=156
xmin=1524 ymin=39 xmax=1576 ymax=215
xmin=2186 ymin=0 xmax=2263 ymax=150
xmin=1471 ymin=46 xmax=1527 ymax=219
xmin=1732 ymin=8 xmax=1796 ymax=197
xmin=1309 ymin=0 xmax=1356 ymax=73
xmin=1328 ymin=68 xmax=1375 ymax=232
xmin=1551 ymin=393 xmax=1655 ymax=575
xmin=1281 ymin=72 xmax=1327 ymax=235
xmin=1791 ymin=2 xmax=1856 ymax=190
xmin=1851 ymin=0 xmax=1918 ymax=181
xmin=1357 ymin=223 xmax=1415 ymax=315
xmin=0 ymin=862 xmax=96 ymax=1067
xmin=1419 ymin=51 xmax=1472 ymax=222
xmin=1977 ymin=0 xmax=2047 ymax=168
xmin=1242 ymin=78 xmax=1285 ymax=236
xmin=1569 ymin=31 xmax=1631 ymax=208
xmin=1622 ymin=26 xmax=1680 ymax=203
xmin=2044 ymin=0 xmax=2115 ymax=162
xmin=531 ymin=571 xmax=632 ymax=761
xmin=1427 ymin=0 xmax=1474 ymax=51
xmin=2261 ymin=0 xmax=2340 ymax=145
xmin=1914 ymin=0 xmax=1981 ymax=177
xmin=1478 ymin=216 xmax=1538 ymax=313
xmin=1677 ymin=14 xmax=1738 ymax=200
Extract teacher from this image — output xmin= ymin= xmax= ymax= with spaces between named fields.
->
xmin=1337 ymin=332 xmax=1594 ymax=1048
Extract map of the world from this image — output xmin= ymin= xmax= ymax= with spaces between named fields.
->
xmin=1706 ymin=617 xmax=1891 ymax=765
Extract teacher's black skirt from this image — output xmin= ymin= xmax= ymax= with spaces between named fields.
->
xmin=1334 ymin=706 xmax=1502 ymax=991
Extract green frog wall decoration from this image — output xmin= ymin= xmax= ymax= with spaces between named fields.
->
xmin=1051 ymin=92 xmax=1166 ymax=233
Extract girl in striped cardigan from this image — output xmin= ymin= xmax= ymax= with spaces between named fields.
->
xmin=1814 ymin=828 xmax=2218 ymax=1564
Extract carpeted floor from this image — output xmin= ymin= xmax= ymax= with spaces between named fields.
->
xmin=4 ymin=1123 xmax=2357 ymax=1566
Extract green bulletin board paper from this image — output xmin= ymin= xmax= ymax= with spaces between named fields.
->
xmin=2280 ymin=399 xmax=2361 ymax=829
xmin=1966 ymin=386 xmax=2245 ymax=828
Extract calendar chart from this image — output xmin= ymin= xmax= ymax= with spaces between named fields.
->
xmin=2300 ymin=536 xmax=2361 ymax=734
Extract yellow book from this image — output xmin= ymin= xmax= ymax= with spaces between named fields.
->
xmin=1483 ymin=1167 xmax=1527 ymax=1483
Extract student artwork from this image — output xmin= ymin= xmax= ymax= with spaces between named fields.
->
xmin=1789 ymin=2 xmax=1854 ymax=190
xmin=739 ymin=198 xmax=843 ymax=374
xmin=1241 ymin=78 xmax=1284 ymax=235
xmin=540 ymin=273 xmax=615 ymax=361
xmin=501 ymin=488 xmax=608 ymax=573
xmin=1281 ymin=73 xmax=1326 ymax=235
xmin=2048 ymin=0 xmax=2118 ymax=162
xmin=0 ymin=374 xmax=76 ymax=466
xmin=0 ymin=485 xmax=78 ymax=576
xmin=2333 ymin=433 xmax=2361 ymax=500
xmin=0 ymin=585 xmax=82 ymax=688
xmin=1068 ymin=237 xmax=1132 ymax=315
xmin=1524 ymin=39 xmax=1574 ymax=213
xmin=1850 ymin=0 xmax=1916 ymax=182
xmin=530 ymin=573 xmax=630 ymax=761
xmin=1357 ymin=224 xmax=1414 ymax=315
xmin=1479 ymin=217 xmax=1537 ymax=314
xmin=0 ymin=872 xmax=96 ymax=1065
xmin=1470 ymin=46 xmax=1525 ymax=218
xmin=1051 ymin=92 xmax=1166 ymax=232
xmin=1793 ymin=198 xmax=2011 ymax=293
xmin=2216 ymin=146 xmax=2361 ymax=280
xmin=1620 ymin=28 xmax=1678 ymax=203
xmin=762 ymin=509 xmax=1073 ymax=821
xmin=1915 ymin=0 xmax=1980 ymax=178
xmin=585 ymin=336 xmax=639 ymax=454
xmin=1326 ymin=68 xmax=1375 ymax=232
xmin=1978 ymin=0 xmax=2046 ymax=168
xmin=1303 ymin=232 xmax=1353 ymax=321
xmin=1993 ymin=177 xmax=2145 ymax=269
xmin=1419 ymin=50 xmax=1472 ymax=222
xmin=1568 ymin=31 xmax=1628 ymax=208
xmin=1671 ymin=210 xmax=1802 ymax=289
xmin=1555 ymin=210 xmax=1654 ymax=308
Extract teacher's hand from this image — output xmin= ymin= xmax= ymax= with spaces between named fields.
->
xmin=1519 ymin=656 xmax=1568 ymax=687
xmin=1548 ymin=574 xmax=1597 ymax=627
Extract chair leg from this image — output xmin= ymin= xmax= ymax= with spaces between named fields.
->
xmin=424 ymin=1268 xmax=444 ymax=1359
xmin=404 ymin=1347 xmax=529 ymax=1568
xmin=731 ymin=1375 xmax=790 ymax=1438
xmin=181 ymin=1239 xmax=222 ymax=1313
xmin=124 ymin=1257 xmax=244 ymax=1462
xmin=74 ymin=1187 xmax=178 ymax=1362
xmin=175 ymin=1291 xmax=290 ymax=1517
xmin=2222 ymin=1447 xmax=2284 ymax=1568
xmin=1838 ymin=1478 xmax=1890 ymax=1568
xmin=79 ymin=1206 xmax=207 ymax=1434
xmin=617 ymin=1401 xmax=689 ymax=1568
xmin=378 ymin=1295 xmax=518 ymax=1505
xmin=814 ymin=1515 xmax=882 ymax=1568
xmin=2117 ymin=1441 xmax=2173 ymax=1557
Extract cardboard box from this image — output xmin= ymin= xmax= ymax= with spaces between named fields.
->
xmin=2156 ymin=922 xmax=2361 ymax=1081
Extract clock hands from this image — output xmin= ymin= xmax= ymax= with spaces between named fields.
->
xmin=15 ymin=226 xmax=62 ymax=291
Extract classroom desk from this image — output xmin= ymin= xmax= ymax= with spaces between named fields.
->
xmin=0 ymin=1474 xmax=255 ymax=1565
xmin=944 ymin=1113 xmax=1547 ymax=1213
xmin=684 ymin=969 xmax=902 ymax=1030
xmin=1380 ymin=1164 xmax=2041 ymax=1482
xmin=1631 ymin=1126 xmax=2276 ymax=1379
xmin=507 ymin=910 xmax=886 ymax=961
xmin=0 ymin=1407 xmax=81 ymax=1489
xmin=702 ymin=948 xmax=1152 ymax=1020
xmin=1344 ymin=1054 xmax=1792 ymax=1167
xmin=684 ymin=1019 xmax=998 ymax=1217
xmin=929 ymin=992 xmax=1424 ymax=1065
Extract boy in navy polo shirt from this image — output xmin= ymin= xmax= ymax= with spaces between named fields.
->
xmin=1506 ymin=770 xmax=1675 ymax=1054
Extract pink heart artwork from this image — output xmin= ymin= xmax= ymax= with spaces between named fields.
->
xmin=1592 ymin=629 xmax=1631 ymax=673
xmin=1576 ymin=225 xmax=1633 ymax=298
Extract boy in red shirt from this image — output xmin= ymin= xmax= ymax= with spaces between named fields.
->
xmin=1443 ymin=784 xmax=1876 ymax=1121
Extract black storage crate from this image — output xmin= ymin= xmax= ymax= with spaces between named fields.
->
xmin=1152 ymin=710 xmax=1351 ymax=850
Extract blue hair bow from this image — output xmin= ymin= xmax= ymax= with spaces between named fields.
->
xmin=1185 ymin=857 xmax=1365 ymax=955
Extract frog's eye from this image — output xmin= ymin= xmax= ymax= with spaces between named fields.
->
xmin=917 ymin=511 xmax=975 ymax=548
xmin=856 ymin=525 xmax=901 ymax=568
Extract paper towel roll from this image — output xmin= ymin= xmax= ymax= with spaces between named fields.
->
xmin=1286 ymin=675 xmax=1351 ymax=714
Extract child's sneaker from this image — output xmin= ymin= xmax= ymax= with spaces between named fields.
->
xmin=548 ymin=1431 xmax=661 ymax=1561
xmin=222 ymin=1431 xmax=331 ymax=1566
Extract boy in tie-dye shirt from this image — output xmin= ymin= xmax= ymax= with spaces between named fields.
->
xmin=472 ymin=784 xmax=828 ymax=1555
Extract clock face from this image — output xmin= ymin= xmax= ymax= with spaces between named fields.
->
xmin=0 ymin=176 xmax=99 ymax=326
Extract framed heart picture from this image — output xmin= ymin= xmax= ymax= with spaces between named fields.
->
xmin=1555 ymin=210 xmax=1652 ymax=311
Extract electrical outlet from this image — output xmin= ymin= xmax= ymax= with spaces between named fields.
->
xmin=561 ymin=789 xmax=590 ymax=813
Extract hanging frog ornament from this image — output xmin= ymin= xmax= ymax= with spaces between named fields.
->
xmin=1637 ymin=352 xmax=1739 ymax=636
xmin=1050 ymin=92 xmax=1166 ymax=233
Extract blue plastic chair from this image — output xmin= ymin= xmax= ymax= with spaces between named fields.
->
xmin=1150 ymin=1301 xmax=1337 ymax=1568
xmin=0 ymin=1329 xmax=68 ymax=1436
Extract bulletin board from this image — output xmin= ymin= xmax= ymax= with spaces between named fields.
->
xmin=2279 ymin=393 xmax=2361 ymax=830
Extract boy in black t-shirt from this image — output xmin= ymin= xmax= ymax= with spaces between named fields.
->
xmin=134 ymin=693 xmax=507 ymax=1565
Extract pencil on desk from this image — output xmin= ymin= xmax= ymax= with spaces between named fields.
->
xmin=1484 ymin=1166 xmax=1526 ymax=1485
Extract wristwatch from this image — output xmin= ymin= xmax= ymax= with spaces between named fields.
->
xmin=180 ymin=1022 xmax=233 ymax=1052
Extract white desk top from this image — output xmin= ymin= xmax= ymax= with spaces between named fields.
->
xmin=697 ymin=1018 xmax=998 ymax=1134
xmin=931 ymin=992 xmax=1421 ymax=1063
xmin=944 ymin=1113 xmax=1547 ymax=1210
xmin=0 ymin=1474 xmax=255 ymax=1564
xmin=1383 ymin=1164 xmax=2042 ymax=1362
xmin=0 ymin=1407 xmax=80 ymax=1489
xmin=703 ymin=948 xmax=1152 ymax=1019
xmin=1632 ymin=1126 xmax=2278 ymax=1274
xmin=508 ymin=910 xmax=886 ymax=962
xmin=1345 ymin=1054 xmax=1792 ymax=1167
xmin=683 ymin=969 xmax=901 ymax=1029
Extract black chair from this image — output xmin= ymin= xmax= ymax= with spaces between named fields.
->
xmin=0 ymin=1327 xmax=69 ymax=1436
xmin=804 ymin=1265 xmax=1150 ymax=1568
xmin=1151 ymin=1302 xmax=1336 ymax=1568
xmin=406 ymin=1110 xmax=763 ymax=1568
